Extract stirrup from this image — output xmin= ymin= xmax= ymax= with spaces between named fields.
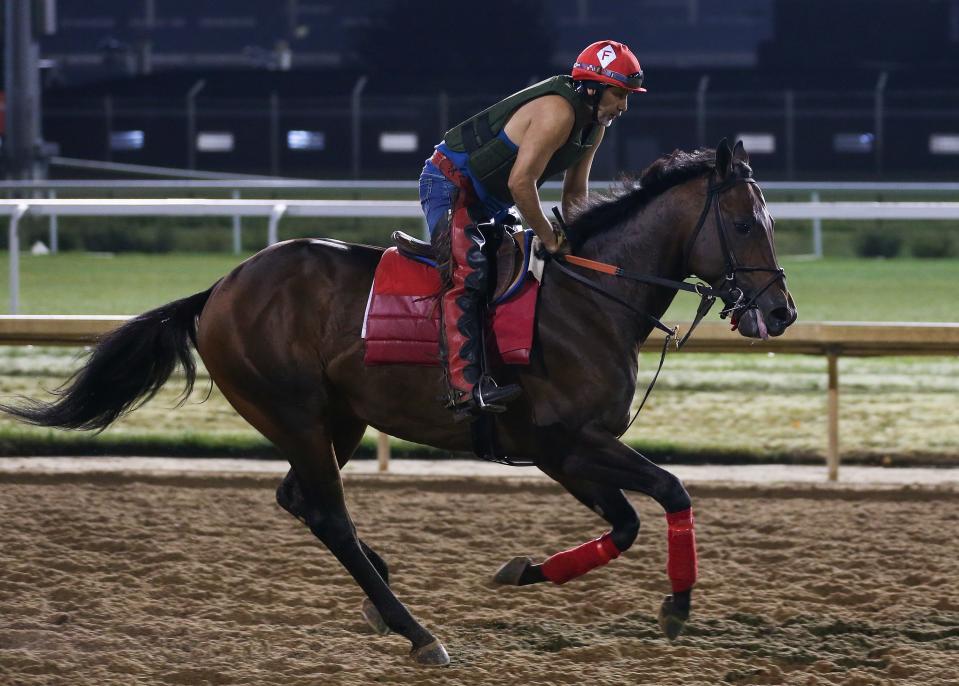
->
xmin=447 ymin=377 xmax=522 ymax=419
xmin=472 ymin=376 xmax=521 ymax=414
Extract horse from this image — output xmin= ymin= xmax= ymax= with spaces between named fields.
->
xmin=1 ymin=139 xmax=796 ymax=666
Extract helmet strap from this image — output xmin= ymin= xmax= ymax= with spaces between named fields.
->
xmin=591 ymin=85 xmax=605 ymax=123
xmin=573 ymin=79 xmax=607 ymax=123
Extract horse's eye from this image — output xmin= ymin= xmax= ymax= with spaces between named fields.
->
xmin=734 ymin=221 xmax=752 ymax=235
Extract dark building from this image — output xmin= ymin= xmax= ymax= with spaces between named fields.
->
xmin=16 ymin=0 xmax=959 ymax=178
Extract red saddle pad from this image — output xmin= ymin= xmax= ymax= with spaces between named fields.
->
xmin=363 ymin=247 xmax=538 ymax=366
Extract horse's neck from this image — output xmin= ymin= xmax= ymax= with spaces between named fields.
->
xmin=574 ymin=196 xmax=687 ymax=348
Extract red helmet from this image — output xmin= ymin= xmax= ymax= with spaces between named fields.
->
xmin=572 ymin=40 xmax=646 ymax=93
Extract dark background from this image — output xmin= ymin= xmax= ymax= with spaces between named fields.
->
xmin=7 ymin=0 xmax=959 ymax=179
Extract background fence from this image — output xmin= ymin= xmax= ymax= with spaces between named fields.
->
xmin=40 ymin=85 xmax=959 ymax=180
xmin=2 ymin=196 xmax=959 ymax=314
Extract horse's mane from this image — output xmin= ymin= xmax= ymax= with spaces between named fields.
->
xmin=567 ymin=147 xmax=752 ymax=249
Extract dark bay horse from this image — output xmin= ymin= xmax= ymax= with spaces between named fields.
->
xmin=2 ymin=139 xmax=796 ymax=666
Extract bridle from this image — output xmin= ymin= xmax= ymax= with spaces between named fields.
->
xmin=553 ymin=170 xmax=787 ymax=339
xmin=683 ymin=172 xmax=786 ymax=328
xmin=544 ymin=170 xmax=787 ymax=438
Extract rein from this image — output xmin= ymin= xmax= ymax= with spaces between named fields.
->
xmin=548 ymin=172 xmax=786 ymax=437
xmin=548 ymin=254 xmax=715 ymax=439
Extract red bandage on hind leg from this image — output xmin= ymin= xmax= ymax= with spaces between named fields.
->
xmin=665 ymin=508 xmax=698 ymax=593
xmin=541 ymin=532 xmax=621 ymax=585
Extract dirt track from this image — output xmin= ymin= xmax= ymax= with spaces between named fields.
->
xmin=0 ymin=471 xmax=957 ymax=686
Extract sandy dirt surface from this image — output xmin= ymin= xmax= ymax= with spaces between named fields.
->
xmin=0 ymin=470 xmax=957 ymax=686
xmin=3 ymin=457 xmax=959 ymax=486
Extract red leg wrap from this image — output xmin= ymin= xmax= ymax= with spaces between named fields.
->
xmin=665 ymin=508 xmax=698 ymax=593
xmin=541 ymin=532 xmax=621 ymax=585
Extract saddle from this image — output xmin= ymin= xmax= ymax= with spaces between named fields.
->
xmin=391 ymin=224 xmax=534 ymax=305
xmin=362 ymin=226 xmax=541 ymax=368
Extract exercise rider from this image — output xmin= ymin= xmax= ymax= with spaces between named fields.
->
xmin=418 ymin=40 xmax=646 ymax=418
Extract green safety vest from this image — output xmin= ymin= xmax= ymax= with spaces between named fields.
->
xmin=443 ymin=75 xmax=600 ymax=204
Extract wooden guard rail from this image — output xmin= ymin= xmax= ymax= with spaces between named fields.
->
xmin=0 ymin=316 xmax=956 ymax=480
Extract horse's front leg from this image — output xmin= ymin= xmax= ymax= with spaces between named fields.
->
xmin=557 ymin=429 xmax=697 ymax=640
xmin=492 ymin=472 xmax=640 ymax=586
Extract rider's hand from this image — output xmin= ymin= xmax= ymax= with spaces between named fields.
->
xmin=547 ymin=221 xmax=572 ymax=255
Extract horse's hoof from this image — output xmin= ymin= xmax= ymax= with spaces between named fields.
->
xmin=492 ymin=556 xmax=532 ymax=585
xmin=360 ymin=598 xmax=391 ymax=636
xmin=410 ymin=639 xmax=450 ymax=667
xmin=658 ymin=594 xmax=689 ymax=641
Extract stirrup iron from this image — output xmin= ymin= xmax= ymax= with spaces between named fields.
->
xmin=473 ymin=376 xmax=521 ymax=414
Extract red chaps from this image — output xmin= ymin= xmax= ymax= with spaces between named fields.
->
xmin=440 ymin=205 xmax=490 ymax=404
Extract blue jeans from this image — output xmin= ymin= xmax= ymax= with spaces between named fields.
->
xmin=418 ymin=161 xmax=459 ymax=237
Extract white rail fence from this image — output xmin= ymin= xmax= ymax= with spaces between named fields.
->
xmin=4 ymin=180 xmax=959 ymax=259
xmin=0 ymin=316 xmax=956 ymax=481
xmin=2 ymin=198 xmax=959 ymax=315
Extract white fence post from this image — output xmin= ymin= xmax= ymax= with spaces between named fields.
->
xmin=827 ymin=350 xmax=840 ymax=481
xmin=811 ymin=191 xmax=822 ymax=258
xmin=377 ymin=432 xmax=390 ymax=473
xmin=231 ymin=189 xmax=242 ymax=254
xmin=48 ymin=190 xmax=58 ymax=253
xmin=8 ymin=204 xmax=28 ymax=314
xmin=267 ymin=203 xmax=286 ymax=245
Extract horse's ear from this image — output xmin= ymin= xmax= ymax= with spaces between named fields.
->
xmin=715 ymin=138 xmax=732 ymax=177
xmin=733 ymin=140 xmax=750 ymax=165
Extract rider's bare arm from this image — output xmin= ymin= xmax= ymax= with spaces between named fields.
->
xmin=504 ymin=95 xmax=575 ymax=253
xmin=562 ymin=125 xmax=605 ymax=221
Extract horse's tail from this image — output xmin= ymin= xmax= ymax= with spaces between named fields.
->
xmin=0 ymin=284 xmax=218 ymax=432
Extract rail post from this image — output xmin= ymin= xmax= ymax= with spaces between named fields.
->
xmin=48 ymin=189 xmax=58 ymax=253
xmin=351 ymin=76 xmax=369 ymax=180
xmin=231 ymin=189 xmax=242 ymax=254
xmin=103 ymin=95 xmax=114 ymax=162
xmin=377 ymin=432 xmax=390 ymax=473
xmin=696 ymin=75 xmax=710 ymax=148
xmin=269 ymin=91 xmax=280 ymax=177
xmin=874 ymin=71 xmax=888 ymax=177
xmin=811 ymin=191 xmax=822 ymax=258
xmin=185 ymin=79 xmax=206 ymax=169
xmin=8 ymin=204 xmax=28 ymax=314
xmin=267 ymin=203 xmax=287 ymax=245
xmin=826 ymin=348 xmax=840 ymax=481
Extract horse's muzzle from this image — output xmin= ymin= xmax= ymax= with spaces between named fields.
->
xmin=737 ymin=298 xmax=797 ymax=339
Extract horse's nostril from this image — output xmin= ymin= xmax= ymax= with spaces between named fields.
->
xmin=770 ymin=307 xmax=795 ymax=327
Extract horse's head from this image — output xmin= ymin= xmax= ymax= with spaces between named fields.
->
xmin=684 ymin=139 xmax=797 ymax=339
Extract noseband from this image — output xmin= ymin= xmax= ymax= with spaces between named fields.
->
xmin=683 ymin=172 xmax=786 ymax=325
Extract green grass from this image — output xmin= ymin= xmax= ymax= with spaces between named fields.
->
xmin=0 ymin=252 xmax=955 ymax=320
xmin=0 ymin=251 xmax=954 ymax=463
xmin=0 ymin=252 xmax=246 ymax=315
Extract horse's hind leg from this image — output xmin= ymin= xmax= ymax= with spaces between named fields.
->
xmin=274 ymin=415 xmax=399 ymax=639
xmin=285 ymin=430 xmax=447 ymax=665
xmin=218 ymin=386 xmax=446 ymax=665
xmin=492 ymin=474 xmax=639 ymax=587
xmin=275 ymin=468 xmax=393 ymax=636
